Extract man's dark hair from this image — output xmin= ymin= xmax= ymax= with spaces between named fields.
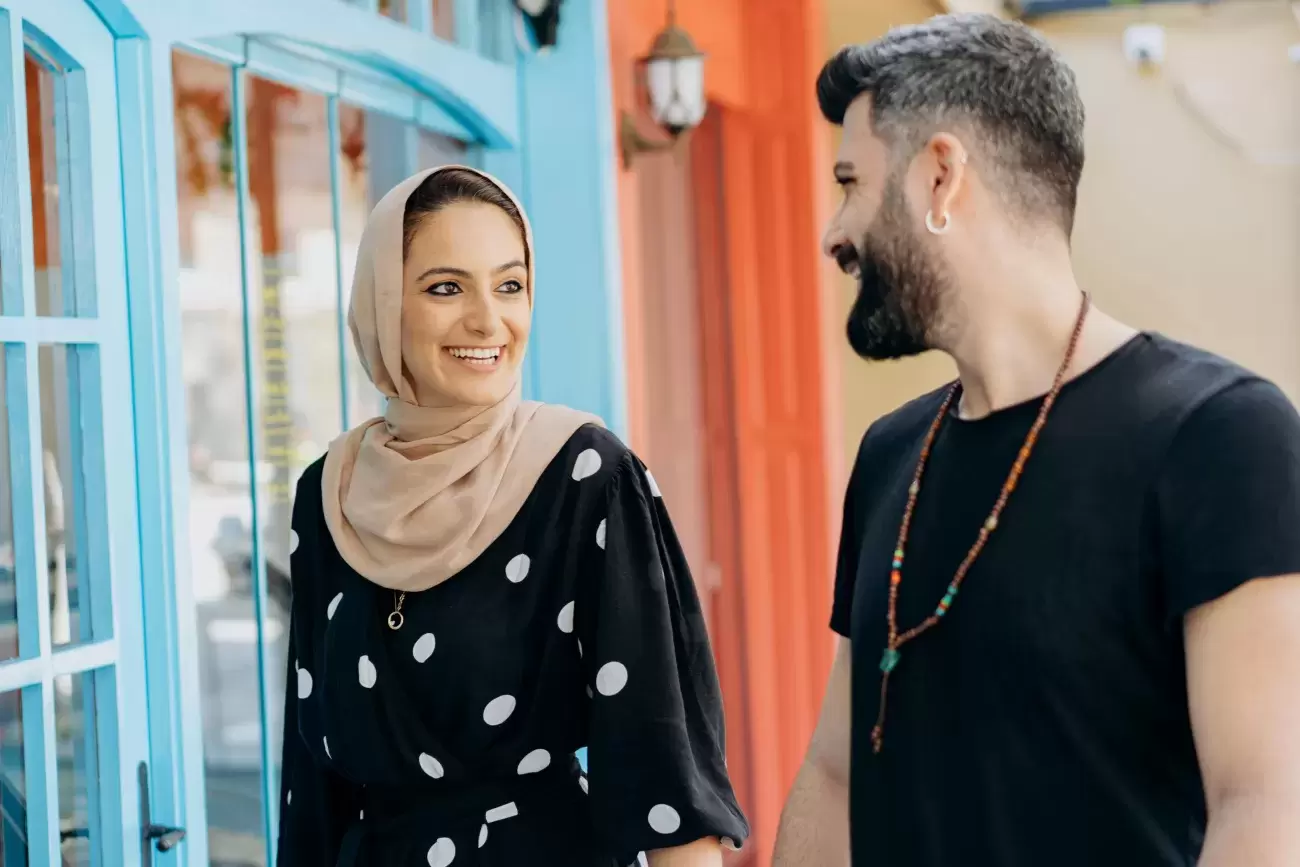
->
xmin=817 ymin=14 xmax=1085 ymax=233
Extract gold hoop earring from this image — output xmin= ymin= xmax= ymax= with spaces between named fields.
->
xmin=925 ymin=210 xmax=951 ymax=236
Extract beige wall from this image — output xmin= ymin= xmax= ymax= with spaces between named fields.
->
xmin=826 ymin=1 xmax=1300 ymax=467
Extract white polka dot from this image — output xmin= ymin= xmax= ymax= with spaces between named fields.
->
xmin=358 ymin=655 xmax=377 ymax=689
xmin=577 ymin=639 xmax=583 ymax=658
xmin=290 ymin=529 xmax=300 ymax=553
xmin=557 ymin=601 xmax=575 ymax=634
xmin=287 ymin=789 xmax=292 ymax=805
xmin=485 ymin=802 xmax=518 ymax=823
xmin=596 ymin=519 xmax=606 ymax=549
xmin=323 ymin=736 xmax=331 ymax=759
xmin=483 ymin=695 xmax=516 ymax=726
xmin=646 ymin=470 xmax=662 ymax=497
xmin=722 ymin=837 xmax=741 ymax=851
xmin=585 ymin=685 xmax=593 ymax=699
xmin=517 ymin=748 xmax=551 ymax=775
xmin=578 ymin=775 xmax=588 ymax=794
xmin=596 ymin=661 xmax=628 ymax=696
xmin=648 ymin=804 xmax=681 ymax=834
xmin=427 ymin=837 xmax=456 ymax=867
xmin=418 ymin=753 xmax=444 ymax=779
xmin=359 ymin=809 xmax=364 ymax=820
xmin=296 ymin=668 xmax=313 ymax=699
xmin=327 ymin=592 xmax=343 ymax=620
xmin=505 ymin=554 xmax=531 ymax=583
xmin=413 ymin=632 xmax=436 ymax=663
xmin=572 ymin=449 xmax=602 ymax=481
xmin=478 ymin=824 xmax=488 ymax=848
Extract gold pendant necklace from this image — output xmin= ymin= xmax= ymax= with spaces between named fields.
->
xmin=388 ymin=591 xmax=406 ymax=631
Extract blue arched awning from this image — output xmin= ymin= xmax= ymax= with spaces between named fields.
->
xmin=85 ymin=0 xmax=517 ymax=147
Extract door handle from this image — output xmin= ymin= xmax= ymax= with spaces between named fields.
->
xmin=144 ymin=824 xmax=187 ymax=851
xmin=138 ymin=762 xmax=186 ymax=863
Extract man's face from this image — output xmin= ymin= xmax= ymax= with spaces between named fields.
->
xmin=823 ymin=97 xmax=948 ymax=360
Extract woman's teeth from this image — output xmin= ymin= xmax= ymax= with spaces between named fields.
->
xmin=448 ymin=347 xmax=501 ymax=366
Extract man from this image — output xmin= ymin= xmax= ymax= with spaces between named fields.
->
xmin=774 ymin=13 xmax=1300 ymax=867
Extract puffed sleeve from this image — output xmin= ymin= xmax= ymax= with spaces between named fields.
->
xmin=275 ymin=478 xmax=361 ymax=864
xmin=577 ymin=452 xmax=749 ymax=864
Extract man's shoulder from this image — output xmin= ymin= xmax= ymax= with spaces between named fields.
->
xmin=1129 ymin=334 xmax=1291 ymax=433
xmin=845 ymin=382 xmax=954 ymax=494
xmin=855 ymin=383 xmax=954 ymax=461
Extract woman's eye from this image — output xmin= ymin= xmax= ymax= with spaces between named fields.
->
xmin=426 ymin=281 xmax=460 ymax=296
xmin=498 ymin=280 xmax=525 ymax=295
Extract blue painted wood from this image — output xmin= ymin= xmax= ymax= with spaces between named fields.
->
xmin=0 ymin=9 xmax=37 ymax=318
xmin=21 ymin=681 xmax=59 ymax=867
xmin=406 ymin=0 xmax=432 ymax=38
xmin=0 ymin=317 xmax=104 ymax=343
xmin=513 ymin=0 xmax=626 ymax=436
xmin=453 ymin=0 xmax=479 ymax=54
xmin=227 ymin=65 xmax=282 ymax=867
xmin=28 ymin=2 xmax=154 ymax=863
xmin=113 ymin=34 xmax=198 ymax=854
xmin=89 ymin=0 xmax=520 ymax=146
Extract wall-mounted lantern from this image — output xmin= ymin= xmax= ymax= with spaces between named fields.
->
xmin=513 ymin=0 xmax=563 ymax=50
xmin=619 ymin=2 xmax=707 ymax=169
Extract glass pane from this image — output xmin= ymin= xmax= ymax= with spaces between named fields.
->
xmin=0 ymin=689 xmax=28 ymax=866
xmin=432 ymin=0 xmax=455 ymax=40
xmin=39 ymin=344 xmax=102 ymax=648
xmin=337 ymin=104 xmax=381 ymax=430
xmin=379 ymin=0 xmax=407 ymax=23
xmin=172 ymin=50 xmax=268 ymax=865
xmin=416 ymin=128 xmax=467 ymax=170
xmin=0 ymin=350 xmax=17 ymax=662
xmin=245 ymin=75 xmax=341 ymax=584
xmin=54 ymin=673 xmax=101 ymax=866
xmin=25 ymin=50 xmax=89 ymax=319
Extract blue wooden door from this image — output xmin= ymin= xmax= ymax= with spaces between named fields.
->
xmin=0 ymin=1 xmax=157 ymax=864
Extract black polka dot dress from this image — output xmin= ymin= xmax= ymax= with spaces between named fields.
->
xmin=276 ymin=425 xmax=749 ymax=866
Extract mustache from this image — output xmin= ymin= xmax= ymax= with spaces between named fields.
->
xmin=831 ymin=242 xmax=858 ymax=275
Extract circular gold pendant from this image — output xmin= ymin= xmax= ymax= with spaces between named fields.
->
xmin=387 ymin=611 xmax=404 ymax=631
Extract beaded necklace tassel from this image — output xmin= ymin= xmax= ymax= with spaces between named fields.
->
xmin=870 ymin=293 xmax=1090 ymax=755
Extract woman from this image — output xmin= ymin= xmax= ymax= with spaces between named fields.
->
xmin=277 ymin=165 xmax=748 ymax=866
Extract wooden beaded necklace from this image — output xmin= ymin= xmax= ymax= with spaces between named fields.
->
xmin=871 ymin=292 xmax=1091 ymax=754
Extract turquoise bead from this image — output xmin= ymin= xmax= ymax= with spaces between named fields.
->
xmin=880 ymin=647 xmax=901 ymax=673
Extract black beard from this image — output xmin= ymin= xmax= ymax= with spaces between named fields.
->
xmin=844 ymin=191 xmax=946 ymax=361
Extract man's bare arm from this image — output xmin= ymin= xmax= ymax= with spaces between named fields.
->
xmin=774 ymin=638 xmax=853 ymax=867
xmin=1188 ymin=574 xmax=1300 ymax=866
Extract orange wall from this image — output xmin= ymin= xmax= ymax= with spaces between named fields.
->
xmin=610 ymin=1 xmax=837 ymax=862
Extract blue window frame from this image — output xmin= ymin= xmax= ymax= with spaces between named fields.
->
xmin=0 ymin=2 xmax=156 ymax=865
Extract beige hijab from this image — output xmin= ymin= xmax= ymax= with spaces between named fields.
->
xmin=321 ymin=165 xmax=603 ymax=591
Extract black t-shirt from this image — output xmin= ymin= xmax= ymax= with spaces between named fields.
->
xmin=832 ymin=333 xmax=1300 ymax=867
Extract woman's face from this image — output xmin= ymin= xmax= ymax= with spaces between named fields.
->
xmin=401 ymin=201 xmax=531 ymax=407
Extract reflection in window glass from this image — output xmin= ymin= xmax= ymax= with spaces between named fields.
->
xmin=379 ymin=0 xmax=407 ymax=23
xmin=55 ymin=672 xmax=103 ymax=866
xmin=38 ymin=344 xmax=104 ymax=649
xmin=337 ymin=103 xmax=381 ymax=430
xmin=417 ymin=128 xmax=468 ymax=171
xmin=172 ymin=49 xmax=267 ymax=864
xmin=0 ymin=688 xmax=27 ymax=866
xmin=432 ymin=0 xmax=456 ymax=41
xmin=25 ymin=49 xmax=91 ymax=319
xmin=244 ymin=77 xmax=342 ymax=645
xmin=0 ymin=350 xmax=18 ymax=662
